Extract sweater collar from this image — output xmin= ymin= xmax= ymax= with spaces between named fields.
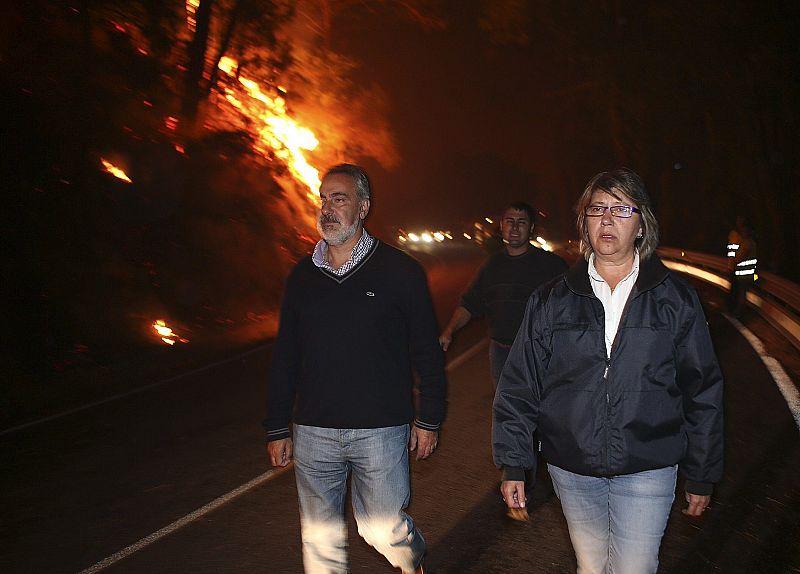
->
xmin=566 ymin=253 xmax=669 ymax=297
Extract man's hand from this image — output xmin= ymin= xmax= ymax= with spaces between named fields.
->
xmin=409 ymin=427 xmax=438 ymax=460
xmin=500 ymin=480 xmax=527 ymax=509
xmin=682 ymin=492 xmax=711 ymax=517
xmin=267 ymin=438 xmax=293 ymax=467
xmin=439 ymin=307 xmax=471 ymax=351
xmin=438 ymin=329 xmax=453 ymax=351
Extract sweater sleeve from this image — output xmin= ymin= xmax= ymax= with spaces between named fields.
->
xmin=675 ymin=286 xmax=725 ymax=493
xmin=263 ymin=272 xmax=301 ymax=442
xmin=407 ymin=262 xmax=448 ymax=430
xmin=492 ymin=293 xmax=547 ymax=481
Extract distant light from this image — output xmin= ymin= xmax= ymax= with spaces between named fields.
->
xmin=398 ymin=235 xmax=407 ymax=243
xmin=536 ymin=236 xmax=547 ymax=245
xmin=463 ymin=233 xmax=472 ymax=240
xmin=408 ymin=233 xmax=420 ymax=243
xmin=421 ymin=232 xmax=433 ymax=243
xmin=485 ymin=217 xmax=494 ymax=224
xmin=433 ymin=232 xmax=445 ymax=242
xmin=444 ymin=232 xmax=453 ymax=240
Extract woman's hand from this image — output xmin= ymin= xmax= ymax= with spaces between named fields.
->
xmin=683 ymin=492 xmax=711 ymax=517
xmin=500 ymin=480 xmax=527 ymax=508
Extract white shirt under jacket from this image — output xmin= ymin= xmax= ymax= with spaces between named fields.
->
xmin=588 ymin=251 xmax=641 ymax=357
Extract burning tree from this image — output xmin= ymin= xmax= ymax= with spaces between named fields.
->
xmin=2 ymin=0 xmax=441 ymax=369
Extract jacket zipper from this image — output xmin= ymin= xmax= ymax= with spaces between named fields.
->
xmin=599 ymin=301 xmax=611 ymax=471
xmin=602 ymin=286 xmax=639 ymax=472
xmin=604 ymin=354 xmax=610 ymax=470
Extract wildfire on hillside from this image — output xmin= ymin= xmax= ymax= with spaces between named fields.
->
xmin=99 ymin=7 xmax=348 ymax=345
xmin=216 ymin=56 xmax=322 ymax=204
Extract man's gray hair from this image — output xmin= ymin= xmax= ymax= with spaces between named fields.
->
xmin=575 ymin=168 xmax=660 ymax=260
xmin=323 ymin=163 xmax=371 ymax=202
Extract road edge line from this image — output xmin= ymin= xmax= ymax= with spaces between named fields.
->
xmin=445 ymin=338 xmax=488 ymax=372
xmin=724 ymin=313 xmax=800 ymax=431
xmin=1 ymin=343 xmax=272 ymax=437
xmin=76 ymin=466 xmax=292 ymax=573
xmin=73 ymin=340 xmax=490 ymax=572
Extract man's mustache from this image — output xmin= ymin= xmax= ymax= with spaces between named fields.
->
xmin=319 ymin=214 xmax=340 ymax=224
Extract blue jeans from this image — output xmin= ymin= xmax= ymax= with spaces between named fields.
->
xmin=293 ymin=424 xmax=425 ymax=573
xmin=548 ymin=464 xmax=677 ymax=574
xmin=489 ymin=340 xmax=512 ymax=388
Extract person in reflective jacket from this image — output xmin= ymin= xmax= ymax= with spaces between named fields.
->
xmin=493 ymin=168 xmax=724 ymax=574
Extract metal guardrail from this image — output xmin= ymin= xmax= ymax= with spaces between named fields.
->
xmin=658 ymin=247 xmax=800 ymax=351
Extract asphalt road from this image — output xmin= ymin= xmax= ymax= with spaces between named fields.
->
xmin=2 ymin=244 xmax=799 ymax=573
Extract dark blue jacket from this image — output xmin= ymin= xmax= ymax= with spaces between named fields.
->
xmin=492 ymin=256 xmax=724 ymax=495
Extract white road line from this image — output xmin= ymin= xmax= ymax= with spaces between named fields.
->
xmin=1 ymin=343 xmax=272 ymax=437
xmin=75 ymin=341 xmax=485 ymax=572
xmin=724 ymin=314 xmax=800 ymax=431
xmin=445 ymin=338 xmax=488 ymax=372
xmin=77 ymin=467 xmax=292 ymax=574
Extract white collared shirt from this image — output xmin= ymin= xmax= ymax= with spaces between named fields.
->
xmin=588 ymin=251 xmax=640 ymax=357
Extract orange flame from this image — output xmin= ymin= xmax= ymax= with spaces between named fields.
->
xmin=217 ymin=56 xmax=321 ymax=201
xmin=101 ymin=158 xmax=132 ymax=183
xmin=186 ymin=0 xmax=199 ymax=32
xmin=153 ymin=319 xmax=189 ymax=345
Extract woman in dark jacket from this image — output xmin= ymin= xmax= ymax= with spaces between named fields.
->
xmin=493 ymin=169 xmax=724 ymax=574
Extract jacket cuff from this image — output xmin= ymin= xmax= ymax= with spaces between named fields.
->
xmin=685 ymin=480 xmax=713 ymax=496
xmin=414 ymin=419 xmax=440 ymax=432
xmin=266 ymin=427 xmax=291 ymax=442
xmin=502 ymin=466 xmax=526 ymax=482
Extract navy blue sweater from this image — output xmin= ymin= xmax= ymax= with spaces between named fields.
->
xmin=462 ymin=247 xmax=568 ymax=344
xmin=264 ymin=241 xmax=447 ymax=441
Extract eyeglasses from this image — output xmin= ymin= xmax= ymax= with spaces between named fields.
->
xmin=584 ymin=204 xmax=640 ymax=218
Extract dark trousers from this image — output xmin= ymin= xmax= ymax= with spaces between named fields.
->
xmin=728 ymin=275 xmax=752 ymax=316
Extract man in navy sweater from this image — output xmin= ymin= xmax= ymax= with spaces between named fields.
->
xmin=439 ymin=201 xmax=568 ymax=387
xmin=265 ymin=164 xmax=445 ymax=574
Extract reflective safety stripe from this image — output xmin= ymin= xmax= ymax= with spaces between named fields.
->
xmin=735 ymin=256 xmax=757 ymax=279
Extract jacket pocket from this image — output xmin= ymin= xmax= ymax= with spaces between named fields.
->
xmin=619 ymin=389 xmax=684 ymax=469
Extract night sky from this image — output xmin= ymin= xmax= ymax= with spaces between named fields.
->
xmin=331 ymin=1 xmax=798 ymax=266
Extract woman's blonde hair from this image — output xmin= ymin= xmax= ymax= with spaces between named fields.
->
xmin=575 ymin=168 xmax=660 ymax=260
